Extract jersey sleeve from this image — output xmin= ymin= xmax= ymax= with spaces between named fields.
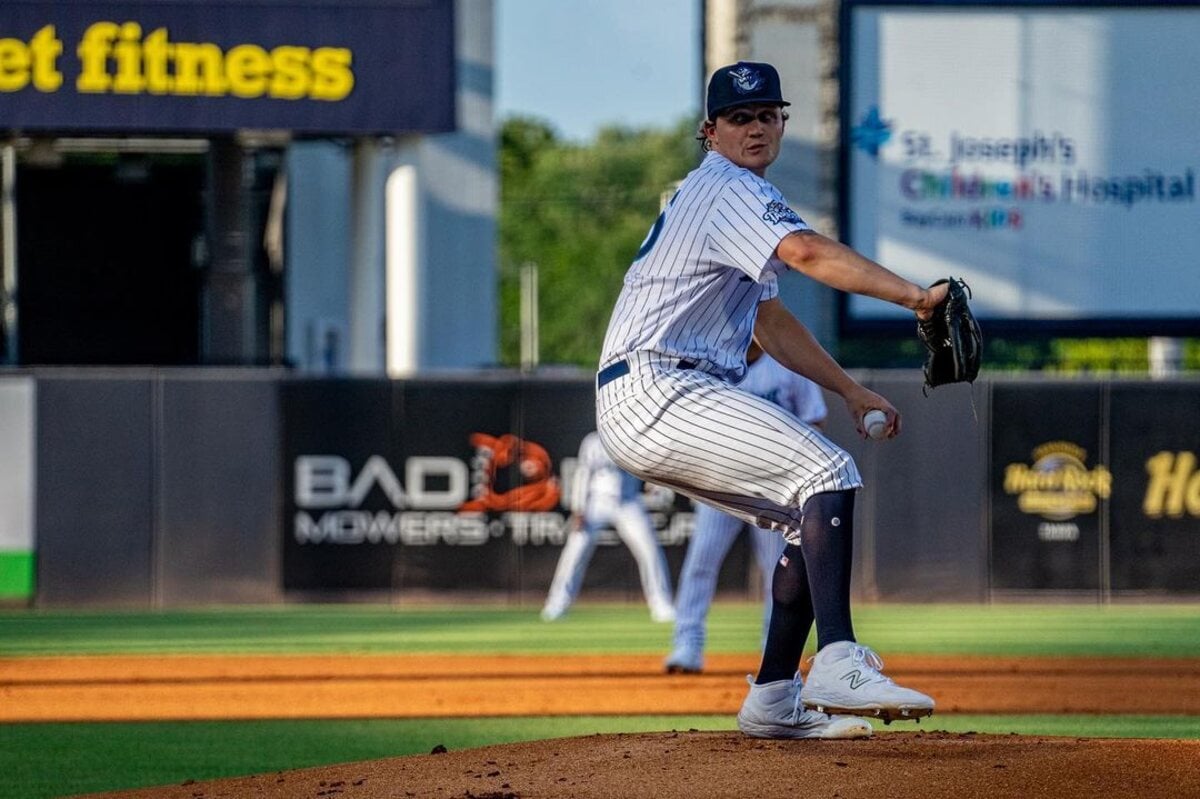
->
xmin=706 ymin=174 xmax=810 ymax=282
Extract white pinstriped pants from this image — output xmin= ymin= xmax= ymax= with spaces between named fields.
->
xmin=596 ymin=352 xmax=862 ymax=545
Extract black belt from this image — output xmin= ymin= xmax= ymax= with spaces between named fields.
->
xmin=597 ymin=358 xmax=697 ymax=389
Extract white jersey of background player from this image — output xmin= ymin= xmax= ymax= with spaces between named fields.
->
xmin=541 ymin=431 xmax=675 ymax=623
xmin=666 ymin=342 xmax=827 ymax=673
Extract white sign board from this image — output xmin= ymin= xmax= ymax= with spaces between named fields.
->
xmin=846 ymin=6 xmax=1200 ymax=329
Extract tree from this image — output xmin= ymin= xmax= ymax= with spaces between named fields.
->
xmin=498 ymin=117 xmax=699 ymax=367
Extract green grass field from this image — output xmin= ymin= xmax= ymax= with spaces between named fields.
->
xmin=5 ymin=601 xmax=1200 ymax=657
xmin=2 ymin=602 xmax=1199 ymax=799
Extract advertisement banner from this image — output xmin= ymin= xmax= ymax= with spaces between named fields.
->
xmin=282 ymin=379 xmax=702 ymax=595
xmin=0 ymin=0 xmax=455 ymax=134
xmin=283 ymin=380 xmax=398 ymax=590
xmin=1108 ymin=384 xmax=1200 ymax=592
xmin=387 ymin=381 xmax=527 ymax=593
xmin=844 ymin=5 xmax=1200 ymax=333
xmin=990 ymin=384 xmax=1106 ymax=591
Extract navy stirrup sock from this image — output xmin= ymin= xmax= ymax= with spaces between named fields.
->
xmin=798 ymin=489 xmax=857 ymax=650
xmin=755 ymin=542 xmax=813 ymax=684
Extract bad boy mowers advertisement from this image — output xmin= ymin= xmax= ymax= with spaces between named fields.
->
xmin=281 ymin=380 xmax=698 ymax=593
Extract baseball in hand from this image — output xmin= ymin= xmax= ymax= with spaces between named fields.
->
xmin=863 ymin=409 xmax=889 ymax=440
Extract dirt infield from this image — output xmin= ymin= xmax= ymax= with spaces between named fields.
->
xmin=77 ymin=731 xmax=1200 ymax=799
xmin=4 ymin=653 xmax=1196 ymax=799
xmin=4 ymin=652 xmax=1200 ymax=721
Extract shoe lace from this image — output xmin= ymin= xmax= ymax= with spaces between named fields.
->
xmin=790 ymin=672 xmax=804 ymax=723
xmin=852 ymin=644 xmax=892 ymax=683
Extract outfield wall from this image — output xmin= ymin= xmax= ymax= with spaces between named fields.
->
xmin=5 ymin=370 xmax=1197 ymax=607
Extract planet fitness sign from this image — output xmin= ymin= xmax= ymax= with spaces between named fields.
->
xmin=0 ymin=0 xmax=455 ymax=134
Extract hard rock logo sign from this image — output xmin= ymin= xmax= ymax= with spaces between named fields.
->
xmin=1003 ymin=441 xmax=1112 ymax=521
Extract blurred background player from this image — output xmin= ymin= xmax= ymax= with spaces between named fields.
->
xmin=665 ymin=340 xmax=827 ymax=673
xmin=541 ymin=431 xmax=676 ymax=623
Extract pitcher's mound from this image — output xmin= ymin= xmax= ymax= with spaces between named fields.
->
xmin=80 ymin=730 xmax=1200 ymax=799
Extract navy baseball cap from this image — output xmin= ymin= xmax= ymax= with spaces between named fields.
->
xmin=705 ymin=62 xmax=790 ymax=120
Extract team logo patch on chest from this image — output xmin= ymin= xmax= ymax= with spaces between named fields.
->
xmin=762 ymin=201 xmax=801 ymax=225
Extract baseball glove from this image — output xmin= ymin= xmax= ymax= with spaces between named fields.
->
xmin=916 ymin=277 xmax=982 ymax=392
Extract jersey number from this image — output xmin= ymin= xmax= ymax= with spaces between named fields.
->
xmin=634 ymin=190 xmax=679 ymax=261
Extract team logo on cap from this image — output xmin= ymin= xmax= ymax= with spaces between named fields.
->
xmin=728 ymin=65 xmax=763 ymax=95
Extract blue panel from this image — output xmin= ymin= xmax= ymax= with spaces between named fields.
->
xmin=0 ymin=1 xmax=455 ymax=134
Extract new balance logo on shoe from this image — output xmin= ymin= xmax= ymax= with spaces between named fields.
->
xmin=841 ymin=670 xmax=871 ymax=690
xmin=801 ymin=642 xmax=936 ymax=723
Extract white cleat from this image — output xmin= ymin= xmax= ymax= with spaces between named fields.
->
xmin=800 ymin=641 xmax=934 ymax=723
xmin=737 ymin=674 xmax=874 ymax=740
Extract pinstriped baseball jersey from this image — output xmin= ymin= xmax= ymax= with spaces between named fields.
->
xmin=596 ymin=154 xmax=862 ymax=544
xmin=600 ymin=152 xmax=810 ymax=384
